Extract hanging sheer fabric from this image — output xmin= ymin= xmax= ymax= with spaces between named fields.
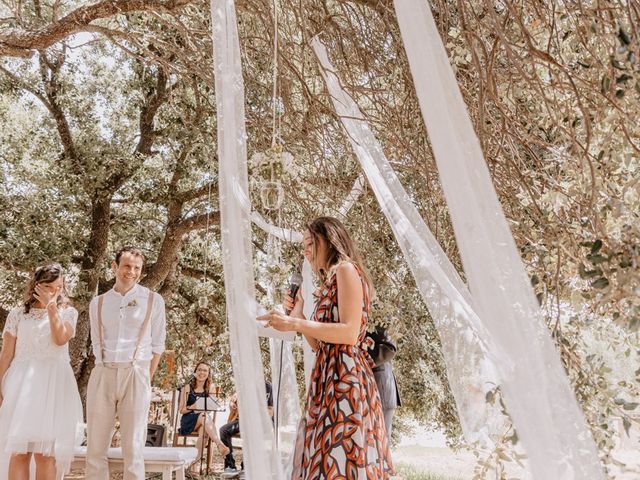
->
xmin=394 ymin=2 xmax=604 ymax=478
xmin=210 ymin=0 xmax=284 ymax=478
xmin=269 ymin=338 xmax=302 ymax=477
xmin=312 ymin=38 xmax=506 ymax=448
xmin=252 ymin=211 xmax=303 ymax=243
xmin=337 ymin=174 xmax=365 ymax=218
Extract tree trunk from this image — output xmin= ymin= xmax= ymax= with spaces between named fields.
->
xmin=69 ymin=195 xmax=112 ymax=403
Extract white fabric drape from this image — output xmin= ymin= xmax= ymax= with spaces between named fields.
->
xmin=211 ymin=1 xmax=284 ymax=478
xmin=252 ymin=211 xmax=303 ymax=243
xmin=392 ymin=2 xmax=604 ymax=478
xmin=269 ymin=338 xmax=302 ymax=477
xmin=337 ymin=174 xmax=365 ymax=218
xmin=312 ymin=38 xmax=506 ymax=447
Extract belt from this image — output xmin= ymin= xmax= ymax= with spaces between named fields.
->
xmin=102 ymin=361 xmax=135 ymax=369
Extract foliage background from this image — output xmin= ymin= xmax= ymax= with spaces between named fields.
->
xmin=0 ymin=0 xmax=638 ymax=475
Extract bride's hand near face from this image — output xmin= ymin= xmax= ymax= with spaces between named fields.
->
xmin=34 ymin=284 xmax=60 ymax=308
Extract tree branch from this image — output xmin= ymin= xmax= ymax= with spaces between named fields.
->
xmin=136 ymin=64 xmax=170 ymax=156
xmin=174 ymin=211 xmax=220 ymax=235
xmin=38 ymin=51 xmax=79 ymax=166
xmin=0 ymin=0 xmax=195 ymax=58
xmin=176 ymin=181 xmax=216 ymax=204
xmin=104 ymin=64 xmax=172 ymax=193
xmin=179 ymin=266 xmax=222 ymax=284
xmin=0 ymin=64 xmax=52 ymax=111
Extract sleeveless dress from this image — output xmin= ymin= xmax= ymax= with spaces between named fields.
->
xmin=292 ymin=265 xmax=395 ymax=480
xmin=179 ymin=389 xmax=208 ymax=434
xmin=0 ymin=306 xmax=83 ymax=480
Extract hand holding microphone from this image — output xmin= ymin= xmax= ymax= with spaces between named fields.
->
xmin=283 ymin=271 xmax=303 ymax=316
xmin=258 ymin=270 xmax=304 ymax=332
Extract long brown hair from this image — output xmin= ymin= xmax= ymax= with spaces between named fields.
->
xmin=189 ymin=361 xmax=212 ymax=393
xmin=306 ymin=216 xmax=373 ymax=294
xmin=23 ymin=263 xmax=70 ymax=314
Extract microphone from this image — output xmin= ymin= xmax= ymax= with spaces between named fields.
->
xmin=285 ymin=271 xmax=303 ymax=315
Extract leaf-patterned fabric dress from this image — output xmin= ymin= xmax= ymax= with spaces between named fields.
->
xmin=292 ymin=265 xmax=395 ymax=480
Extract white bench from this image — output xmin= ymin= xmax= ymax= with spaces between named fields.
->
xmin=71 ymin=446 xmax=198 ymax=480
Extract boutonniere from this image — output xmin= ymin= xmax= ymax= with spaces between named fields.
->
xmin=126 ymin=299 xmax=139 ymax=308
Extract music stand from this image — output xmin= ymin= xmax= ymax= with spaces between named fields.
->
xmin=191 ymin=396 xmax=225 ymax=475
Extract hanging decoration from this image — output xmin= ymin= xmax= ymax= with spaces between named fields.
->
xmin=249 ymin=0 xmax=298 ymax=212
xmin=198 ymin=174 xmax=215 ymax=310
xmin=250 ymin=145 xmax=293 ymax=210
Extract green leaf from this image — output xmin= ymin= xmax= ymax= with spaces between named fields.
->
xmin=616 ymin=74 xmax=633 ymax=84
xmin=587 ymin=253 xmax=607 ymax=264
xmin=618 ymin=28 xmax=631 ymax=46
xmin=619 ymin=256 xmax=633 ymax=268
xmin=591 ymin=277 xmax=610 ymax=289
xmin=591 ymin=239 xmax=603 ymax=253
xmin=579 ymin=265 xmax=602 ymax=278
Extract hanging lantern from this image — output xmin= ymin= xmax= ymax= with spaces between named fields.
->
xmin=260 ymin=181 xmax=284 ymax=210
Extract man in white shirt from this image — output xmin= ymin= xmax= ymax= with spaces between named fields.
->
xmin=86 ymin=246 xmax=166 ymax=480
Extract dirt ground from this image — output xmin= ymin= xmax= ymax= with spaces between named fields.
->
xmin=63 ymin=435 xmax=640 ymax=479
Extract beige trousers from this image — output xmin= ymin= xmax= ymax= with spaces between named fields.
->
xmin=85 ymin=362 xmax=151 ymax=480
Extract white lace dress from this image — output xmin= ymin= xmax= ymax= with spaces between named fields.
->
xmin=0 ymin=306 xmax=83 ymax=479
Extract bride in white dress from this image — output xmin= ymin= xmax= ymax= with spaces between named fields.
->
xmin=0 ymin=263 xmax=83 ymax=480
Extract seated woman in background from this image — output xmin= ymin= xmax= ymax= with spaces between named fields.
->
xmin=178 ymin=361 xmax=229 ymax=465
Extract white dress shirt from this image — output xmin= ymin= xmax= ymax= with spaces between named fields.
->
xmin=89 ymin=284 xmax=166 ymax=363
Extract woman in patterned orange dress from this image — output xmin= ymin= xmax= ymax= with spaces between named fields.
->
xmin=259 ymin=217 xmax=395 ymax=479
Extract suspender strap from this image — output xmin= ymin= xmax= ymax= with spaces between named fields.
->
xmin=132 ymin=291 xmax=155 ymax=362
xmin=96 ymin=289 xmax=156 ymax=364
xmin=97 ymin=295 xmax=105 ymax=363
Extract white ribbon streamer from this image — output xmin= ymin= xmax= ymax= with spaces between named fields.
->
xmin=312 ymin=37 xmax=506 ymax=447
xmin=393 ymin=1 xmax=604 ymax=478
xmin=211 ymin=1 xmax=284 ymax=478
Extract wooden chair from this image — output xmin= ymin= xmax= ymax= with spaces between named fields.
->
xmin=171 ymin=388 xmax=213 ymax=475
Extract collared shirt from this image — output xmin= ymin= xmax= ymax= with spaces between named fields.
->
xmin=89 ymin=284 xmax=166 ymax=363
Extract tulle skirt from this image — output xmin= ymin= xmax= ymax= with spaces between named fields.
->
xmin=0 ymin=356 xmax=83 ymax=480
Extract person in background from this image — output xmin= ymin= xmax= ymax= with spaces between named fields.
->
xmin=366 ymin=325 xmax=402 ymax=443
xmin=220 ymin=382 xmax=273 ymax=479
xmin=178 ymin=361 xmax=229 ymax=471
